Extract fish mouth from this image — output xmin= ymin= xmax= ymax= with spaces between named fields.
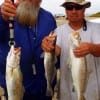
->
xmin=73 ymin=32 xmax=79 ymax=39
xmin=14 ymin=47 xmax=21 ymax=54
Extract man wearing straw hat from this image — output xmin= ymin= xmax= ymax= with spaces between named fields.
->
xmin=42 ymin=0 xmax=100 ymax=100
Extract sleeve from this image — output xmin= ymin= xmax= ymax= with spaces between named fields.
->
xmin=0 ymin=8 xmax=9 ymax=42
xmin=51 ymin=16 xmax=57 ymax=31
xmin=0 ymin=8 xmax=9 ymax=31
xmin=92 ymin=23 xmax=100 ymax=44
xmin=49 ymin=13 xmax=57 ymax=32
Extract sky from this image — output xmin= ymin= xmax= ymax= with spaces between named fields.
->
xmin=41 ymin=0 xmax=100 ymax=15
xmin=0 ymin=0 xmax=100 ymax=15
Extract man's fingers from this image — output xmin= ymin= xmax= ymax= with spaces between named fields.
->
xmin=2 ymin=0 xmax=16 ymax=11
xmin=1 ymin=0 xmax=16 ymax=19
xmin=73 ymin=49 xmax=89 ymax=57
xmin=42 ymin=41 xmax=54 ymax=52
xmin=49 ymin=32 xmax=56 ymax=37
xmin=5 ymin=0 xmax=12 ymax=4
xmin=4 ymin=2 xmax=16 ymax=11
xmin=42 ymin=43 xmax=54 ymax=52
xmin=2 ymin=6 xmax=16 ymax=14
xmin=41 ymin=36 xmax=55 ymax=52
xmin=2 ymin=10 xmax=15 ymax=18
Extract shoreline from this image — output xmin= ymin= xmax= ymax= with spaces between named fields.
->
xmin=56 ymin=16 xmax=100 ymax=26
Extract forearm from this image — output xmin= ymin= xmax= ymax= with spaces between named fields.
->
xmin=91 ymin=44 xmax=100 ymax=57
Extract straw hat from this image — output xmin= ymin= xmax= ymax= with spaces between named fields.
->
xmin=61 ymin=0 xmax=91 ymax=8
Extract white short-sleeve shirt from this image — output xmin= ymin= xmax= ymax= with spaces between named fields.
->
xmin=55 ymin=21 xmax=100 ymax=100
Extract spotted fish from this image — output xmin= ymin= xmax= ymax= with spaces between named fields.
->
xmin=69 ymin=32 xmax=88 ymax=100
xmin=44 ymin=34 xmax=57 ymax=96
xmin=6 ymin=45 xmax=23 ymax=100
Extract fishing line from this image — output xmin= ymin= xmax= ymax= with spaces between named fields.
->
xmin=8 ymin=0 xmax=15 ymax=46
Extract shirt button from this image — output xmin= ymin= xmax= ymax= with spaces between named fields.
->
xmin=29 ymin=26 xmax=32 ymax=29
xmin=33 ymin=37 xmax=36 ymax=40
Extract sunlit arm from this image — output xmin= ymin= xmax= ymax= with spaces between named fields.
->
xmin=73 ymin=43 xmax=100 ymax=57
xmin=90 ymin=44 xmax=100 ymax=57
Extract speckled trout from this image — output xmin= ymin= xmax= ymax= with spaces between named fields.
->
xmin=69 ymin=32 xmax=87 ymax=100
xmin=6 ymin=45 xmax=23 ymax=100
xmin=44 ymin=34 xmax=57 ymax=96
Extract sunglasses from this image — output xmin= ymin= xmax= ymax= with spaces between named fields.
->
xmin=65 ymin=4 xmax=84 ymax=10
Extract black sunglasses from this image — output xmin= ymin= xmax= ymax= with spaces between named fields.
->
xmin=65 ymin=4 xmax=84 ymax=10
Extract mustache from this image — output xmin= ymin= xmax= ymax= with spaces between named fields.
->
xmin=16 ymin=1 xmax=39 ymax=26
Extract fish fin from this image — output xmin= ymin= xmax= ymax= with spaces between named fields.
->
xmin=53 ymin=69 xmax=60 ymax=99
xmin=72 ymin=85 xmax=75 ymax=92
xmin=79 ymin=94 xmax=86 ymax=100
xmin=54 ymin=56 xmax=57 ymax=64
xmin=40 ymin=52 xmax=44 ymax=58
xmin=67 ymin=56 xmax=72 ymax=69
xmin=51 ymin=67 xmax=57 ymax=83
xmin=46 ymin=86 xmax=53 ymax=96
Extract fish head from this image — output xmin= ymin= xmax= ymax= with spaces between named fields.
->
xmin=70 ymin=32 xmax=81 ymax=49
xmin=7 ymin=45 xmax=21 ymax=68
xmin=49 ymin=32 xmax=57 ymax=47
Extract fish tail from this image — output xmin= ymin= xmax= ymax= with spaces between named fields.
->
xmin=46 ymin=86 xmax=53 ymax=96
xmin=79 ymin=94 xmax=86 ymax=100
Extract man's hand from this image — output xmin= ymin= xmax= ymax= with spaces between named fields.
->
xmin=73 ymin=42 xmax=93 ymax=57
xmin=41 ymin=32 xmax=56 ymax=52
xmin=1 ymin=0 xmax=19 ymax=21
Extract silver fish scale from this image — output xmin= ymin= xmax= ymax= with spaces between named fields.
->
xmin=6 ymin=46 xmax=23 ymax=100
xmin=70 ymin=32 xmax=88 ymax=100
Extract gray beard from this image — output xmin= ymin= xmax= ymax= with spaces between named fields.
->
xmin=16 ymin=1 xmax=39 ymax=26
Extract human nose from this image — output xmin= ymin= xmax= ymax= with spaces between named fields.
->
xmin=71 ymin=8 xmax=77 ymax=12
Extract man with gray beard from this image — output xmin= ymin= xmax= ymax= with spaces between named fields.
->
xmin=0 ymin=0 xmax=56 ymax=100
